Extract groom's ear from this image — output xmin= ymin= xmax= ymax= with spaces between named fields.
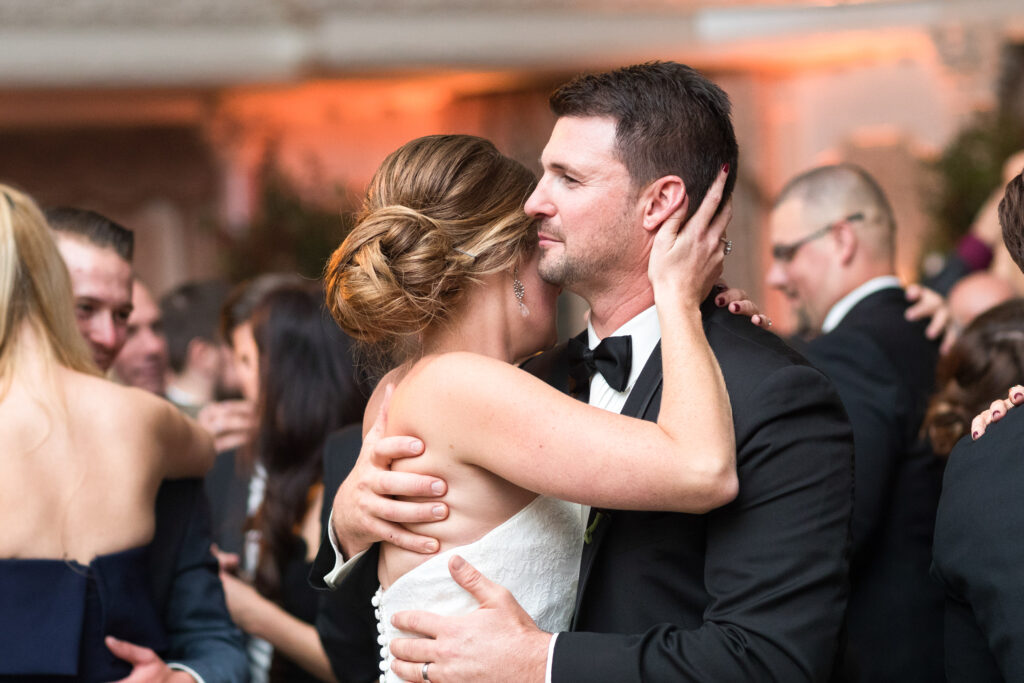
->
xmin=640 ymin=175 xmax=686 ymax=234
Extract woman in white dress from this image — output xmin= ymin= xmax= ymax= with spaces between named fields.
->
xmin=324 ymin=135 xmax=737 ymax=682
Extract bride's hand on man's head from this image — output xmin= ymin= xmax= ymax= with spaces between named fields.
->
xmin=971 ymin=384 xmax=1024 ymax=440
xmin=648 ymin=165 xmax=732 ymax=308
xmin=714 ymin=285 xmax=773 ymax=329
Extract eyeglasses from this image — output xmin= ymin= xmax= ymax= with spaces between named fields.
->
xmin=771 ymin=212 xmax=864 ymax=262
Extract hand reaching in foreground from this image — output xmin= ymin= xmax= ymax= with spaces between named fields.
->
xmin=904 ymin=284 xmax=957 ymax=354
xmin=971 ymin=384 xmax=1024 ymax=439
xmin=197 ymin=399 xmax=255 ymax=453
xmin=389 ymin=556 xmax=550 ymax=683
xmin=648 ymin=165 xmax=732 ymax=309
xmin=106 ymin=637 xmax=194 ymax=683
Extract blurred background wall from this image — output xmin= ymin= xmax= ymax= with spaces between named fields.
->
xmin=1 ymin=0 xmax=1022 ymax=334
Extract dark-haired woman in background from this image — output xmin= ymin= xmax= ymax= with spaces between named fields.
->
xmin=923 ymin=298 xmax=1024 ymax=456
xmin=206 ymin=281 xmax=366 ymax=683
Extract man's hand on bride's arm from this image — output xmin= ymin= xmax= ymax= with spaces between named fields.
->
xmin=389 ymin=556 xmax=550 ymax=683
xmin=330 ymin=387 xmax=448 ymax=558
xmin=971 ymin=384 xmax=1024 ymax=440
xmin=715 ymin=285 xmax=772 ymax=329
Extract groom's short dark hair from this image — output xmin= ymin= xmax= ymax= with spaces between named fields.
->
xmin=1001 ymin=166 xmax=1024 ymax=273
xmin=550 ymin=61 xmax=738 ymax=217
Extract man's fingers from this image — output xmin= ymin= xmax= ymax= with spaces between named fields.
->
xmin=368 ymin=490 xmax=449 ymax=524
xmin=447 ymin=555 xmax=509 ymax=609
xmin=389 ymin=634 xmax=440 ymax=668
xmin=924 ymin=307 xmax=949 ymax=341
xmin=375 ymin=521 xmax=441 ymax=554
xmin=371 ymin=436 xmax=426 ymax=468
xmin=391 ymin=610 xmax=444 ymax=639
xmin=391 ymin=656 xmax=435 ymax=683
xmin=372 ymin=470 xmax=446 ymax=500
xmin=105 ymin=636 xmax=156 ymax=665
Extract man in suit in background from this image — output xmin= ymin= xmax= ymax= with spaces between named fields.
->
xmin=49 ymin=207 xmax=247 ymax=683
xmin=112 ymin=278 xmax=170 ymax=395
xmin=766 ymin=165 xmax=945 ymax=682
xmin=932 ymin=166 xmax=1024 ymax=682
xmin=313 ymin=62 xmax=854 ymax=682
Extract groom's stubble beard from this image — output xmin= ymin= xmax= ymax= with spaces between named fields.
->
xmin=536 ymin=205 xmax=639 ymax=298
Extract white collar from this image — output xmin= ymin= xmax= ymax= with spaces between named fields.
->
xmin=586 ymin=305 xmax=661 ymax=393
xmin=821 ymin=275 xmax=902 ymax=334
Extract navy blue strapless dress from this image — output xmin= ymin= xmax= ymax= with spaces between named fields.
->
xmin=0 ymin=545 xmax=167 ymax=682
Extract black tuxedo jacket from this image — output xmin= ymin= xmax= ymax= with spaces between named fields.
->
xmin=311 ymin=298 xmax=854 ymax=682
xmin=148 ymin=479 xmax=249 ymax=683
xmin=932 ymin=406 xmax=1024 ymax=682
xmin=800 ymin=287 xmax=944 ymax=683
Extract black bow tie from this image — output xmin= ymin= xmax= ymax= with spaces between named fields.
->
xmin=567 ymin=335 xmax=632 ymax=393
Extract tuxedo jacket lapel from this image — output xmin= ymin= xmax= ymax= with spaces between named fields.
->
xmin=571 ymin=343 xmax=664 ymax=627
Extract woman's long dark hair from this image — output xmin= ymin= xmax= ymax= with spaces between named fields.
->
xmin=924 ymin=298 xmax=1024 ymax=456
xmin=247 ymin=284 xmax=368 ymax=599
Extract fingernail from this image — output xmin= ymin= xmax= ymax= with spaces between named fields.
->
xmin=730 ymin=302 xmax=739 ymax=312
xmin=1014 ymin=392 xmax=1022 ymax=402
xmin=722 ymin=163 xmax=730 ymax=174
xmin=432 ymin=505 xmax=446 ymax=518
xmin=972 ymin=431 xmax=979 ymax=439
xmin=425 ymin=540 xmax=439 ymax=553
xmin=450 ymin=555 xmax=465 ymax=570
xmin=410 ymin=439 xmax=424 ymax=453
xmin=993 ymin=411 xmax=1002 ymax=419
xmin=431 ymin=480 xmax=445 ymax=495
xmin=715 ymin=296 xmax=725 ymax=306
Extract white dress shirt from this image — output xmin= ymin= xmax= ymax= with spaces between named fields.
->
xmin=821 ymin=275 xmax=902 ymax=334
xmin=546 ymin=305 xmax=662 ymax=682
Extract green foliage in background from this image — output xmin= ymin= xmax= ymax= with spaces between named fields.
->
xmin=925 ymin=111 xmax=1024 ymax=252
xmin=220 ymin=150 xmax=357 ymax=282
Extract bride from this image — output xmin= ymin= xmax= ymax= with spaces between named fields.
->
xmin=324 ymin=134 xmax=737 ymax=682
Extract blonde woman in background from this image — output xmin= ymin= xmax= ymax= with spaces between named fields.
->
xmin=0 ymin=184 xmax=214 ymax=682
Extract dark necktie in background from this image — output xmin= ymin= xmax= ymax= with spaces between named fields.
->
xmin=566 ymin=335 xmax=632 ymax=394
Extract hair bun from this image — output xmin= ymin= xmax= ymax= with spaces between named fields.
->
xmin=326 ymin=203 xmax=461 ymax=351
xmin=324 ymin=134 xmax=538 ymax=371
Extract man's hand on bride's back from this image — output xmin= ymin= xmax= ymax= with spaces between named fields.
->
xmin=331 ymin=387 xmax=449 ymax=558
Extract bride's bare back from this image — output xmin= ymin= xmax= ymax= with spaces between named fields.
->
xmin=373 ymin=362 xmax=537 ymax=589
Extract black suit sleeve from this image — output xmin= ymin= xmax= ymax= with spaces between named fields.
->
xmin=152 ymin=480 xmax=249 ymax=683
xmin=805 ymin=331 xmax=904 ymax=559
xmin=932 ymin=411 xmax=1024 ymax=682
xmin=553 ymin=363 xmax=854 ymax=682
xmin=308 ymin=424 xmax=383 ymax=682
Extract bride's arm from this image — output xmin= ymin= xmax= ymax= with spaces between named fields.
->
xmin=397 ymin=170 xmax=736 ymax=514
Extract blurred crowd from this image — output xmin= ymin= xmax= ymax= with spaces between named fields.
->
xmin=3 ymin=61 xmax=1024 ymax=683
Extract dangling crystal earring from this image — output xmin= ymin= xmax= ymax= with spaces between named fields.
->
xmin=513 ymin=266 xmax=529 ymax=317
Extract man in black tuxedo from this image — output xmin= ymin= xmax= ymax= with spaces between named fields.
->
xmin=49 ymin=208 xmax=247 ymax=683
xmin=931 ymin=166 xmax=1024 ymax=682
xmin=765 ymin=165 xmax=944 ymax=682
xmin=312 ymin=62 xmax=854 ymax=682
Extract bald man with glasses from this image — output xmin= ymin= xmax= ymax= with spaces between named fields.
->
xmin=767 ymin=164 xmax=944 ymax=683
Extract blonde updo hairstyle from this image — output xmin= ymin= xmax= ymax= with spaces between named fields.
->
xmin=0 ymin=183 xmax=97 ymax=396
xmin=326 ymin=135 xmax=537 ymax=369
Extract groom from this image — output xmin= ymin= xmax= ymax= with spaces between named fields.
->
xmin=313 ymin=61 xmax=854 ymax=681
